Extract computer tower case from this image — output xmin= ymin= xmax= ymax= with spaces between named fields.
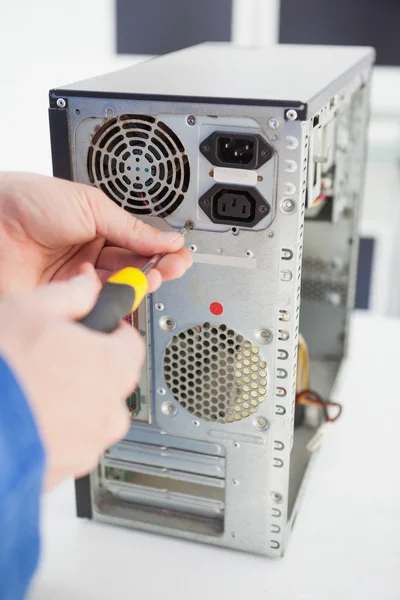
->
xmin=48 ymin=43 xmax=374 ymax=556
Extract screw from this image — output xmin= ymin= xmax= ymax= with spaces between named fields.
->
xmin=187 ymin=115 xmax=196 ymax=126
xmin=157 ymin=387 xmax=166 ymax=395
xmin=281 ymin=199 xmax=295 ymax=214
xmin=343 ymin=207 xmax=353 ymax=218
xmin=188 ymin=244 xmax=197 ymax=252
xmin=257 ymin=175 xmax=263 ymax=182
xmin=74 ymin=108 xmax=80 ymax=115
xmin=285 ymin=160 xmax=297 ymax=173
xmin=233 ymin=441 xmax=240 ymax=448
xmin=271 ymin=492 xmax=283 ymax=504
xmin=209 ymin=169 xmax=214 ymax=177
xmin=201 ymin=144 xmax=211 ymax=153
xmin=258 ymin=205 xmax=268 ymax=214
xmin=268 ymin=118 xmax=279 ymax=129
xmin=159 ymin=316 xmax=176 ymax=332
xmin=280 ymin=270 xmax=293 ymax=281
xmin=326 ymin=291 xmax=341 ymax=306
xmin=192 ymin=419 xmax=200 ymax=427
xmin=56 ymin=98 xmax=66 ymax=108
xmin=254 ymin=417 xmax=269 ymax=432
xmin=155 ymin=302 xmax=164 ymax=311
xmin=245 ymin=249 xmax=253 ymax=258
xmin=283 ymin=182 xmax=296 ymax=195
xmin=257 ymin=329 xmax=273 ymax=344
xmin=271 ymin=134 xmax=279 ymax=142
xmin=202 ymin=198 xmax=210 ymax=207
xmin=232 ymin=479 xmax=239 ymax=486
xmin=217 ymin=248 xmax=223 ymax=254
xmin=161 ymin=402 xmax=177 ymax=416
xmin=286 ymin=109 xmax=298 ymax=121
xmin=286 ymin=136 xmax=299 ymax=150
xmin=267 ymin=230 xmax=274 ymax=238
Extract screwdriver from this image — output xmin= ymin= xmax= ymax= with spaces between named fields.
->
xmin=79 ymin=220 xmax=194 ymax=333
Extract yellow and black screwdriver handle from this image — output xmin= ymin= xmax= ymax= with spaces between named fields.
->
xmin=79 ymin=268 xmax=148 ymax=333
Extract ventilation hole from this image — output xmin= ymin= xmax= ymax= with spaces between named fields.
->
xmin=154 ymin=128 xmax=176 ymax=155
xmin=98 ymin=126 xmax=120 ymax=149
xmin=182 ymin=155 xmax=190 ymax=192
xmin=114 ymin=142 xmax=128 ymax=157
xmin=154 ymin=189 xmax=176 ymax=213
xmin=126 ymin=131 xmax=149 ymax=141
xmin=110 ymin=157 xmax=117 ymax=176
xmin=166 ymin=159 xmax=174 ymax=185
xmin=163 ymin=323 xmax=267 ymax=423
xmin=92 ymin=118 xmax=118 ymax=145
xmin=158 ymin=121 xmax=185 ymax=152
xmin=153 ymin=185 xmax=169 ymax=202
xmin=158 ymin=162 xmax=165 ymax=180
xmin=130 ymin=142 xmax=146 ymax=149
xmin=151 ymin=136 xmax=169 ymax=158
xmin=106 ymin=182 xmax=124 ymax=199
xmin=87 ymin=147 xmax=94 ymax=183
xmin=107 ymin=133 xmax=124 ymax=152
xmin=148 ymin=144 xmax=161 ymax=161
xmin=115 ymin=178 xmax=128 ymax=193
xmin=102 ymin=153 xmax=111 ymax=178
xmin=119 ymin=114 xmax=156 ymax=123
xmin=122 ymin=121 xmax=152 ymax=132
xmin=100 ymin=183 xmax=120 ymax=205
xmin=94 ymin=150 xmax=102 ymax=181
xmin=87 ymin=116 xmax=189 ymax=217
xmin=148 ymin=181 xmax=162 ymax=196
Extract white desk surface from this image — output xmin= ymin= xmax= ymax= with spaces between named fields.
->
xmin=30 ymin=312 xmax=400 ymax=600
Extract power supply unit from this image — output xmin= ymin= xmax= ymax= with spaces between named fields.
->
xmin=48 ymin=43 xmax=374 ymax=556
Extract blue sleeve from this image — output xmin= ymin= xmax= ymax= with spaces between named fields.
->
xmin=0 ymin=356 xmax=45 ymax=600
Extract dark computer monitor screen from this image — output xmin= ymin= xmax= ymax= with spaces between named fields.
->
xmin=116 ymin=0 xmax=233 ymax=55
xmin=279 ymin=0 xmax=400 ymax=66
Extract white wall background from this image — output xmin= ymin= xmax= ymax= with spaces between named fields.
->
xmin=0 ymin=0 xmax=399 ymax=314
xmin=0 ymin=0 xmax=140 ymax=175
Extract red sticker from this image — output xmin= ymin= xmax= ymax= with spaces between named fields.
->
xmin=210 ymin=302 xmax=223 ymax=316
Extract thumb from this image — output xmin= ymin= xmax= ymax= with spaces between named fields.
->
xmin=32 ymin=275 xmax=101 ymax=319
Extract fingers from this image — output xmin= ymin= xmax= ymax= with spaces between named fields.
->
xmin=50 ymin=237 xmax=106 ymax=282
xmin=77 ymin=262 xmax=102 ymax=285
xmin=81 ymin=184 xmax=186 ymax=255
xmin=107 ymin=322 xmax=145 ymax=390
xmin=96 ymin=246 xmax=193 ymax=287
xmin=154 ymin=249 xmax=194 ymax=281
xmin=29 ymin=275 xmax=101 ymax=319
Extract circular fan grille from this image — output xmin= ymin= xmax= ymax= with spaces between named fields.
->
xmin=87 ymin=114 xmax=190 ymax=218
xmin=163 ymin=323 xmax=267 ymax=423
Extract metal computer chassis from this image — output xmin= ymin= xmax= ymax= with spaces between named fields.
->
xmin=49 ymin=43 xmax=374 ymax=556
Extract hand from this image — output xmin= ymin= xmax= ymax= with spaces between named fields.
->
xmin=0 ymin=172 xmax=193 ymax=294
xmin=0 ymin=275 xmax=144 ymax=491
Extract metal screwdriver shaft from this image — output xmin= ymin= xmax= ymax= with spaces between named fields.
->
xmin=78 ymin=219 xmax=195 ymax=333
xmin=141 ymin=220 xmax=195 ymax=275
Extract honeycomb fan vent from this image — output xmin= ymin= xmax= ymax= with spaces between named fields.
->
xmin=163 ymin=323 xmax=267 ymax=423
xmin=87 ymin=114 xmax=190 ymax=218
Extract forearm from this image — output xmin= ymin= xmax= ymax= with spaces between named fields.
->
xmin=0 ymin=356 xmax=44 ymax=600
